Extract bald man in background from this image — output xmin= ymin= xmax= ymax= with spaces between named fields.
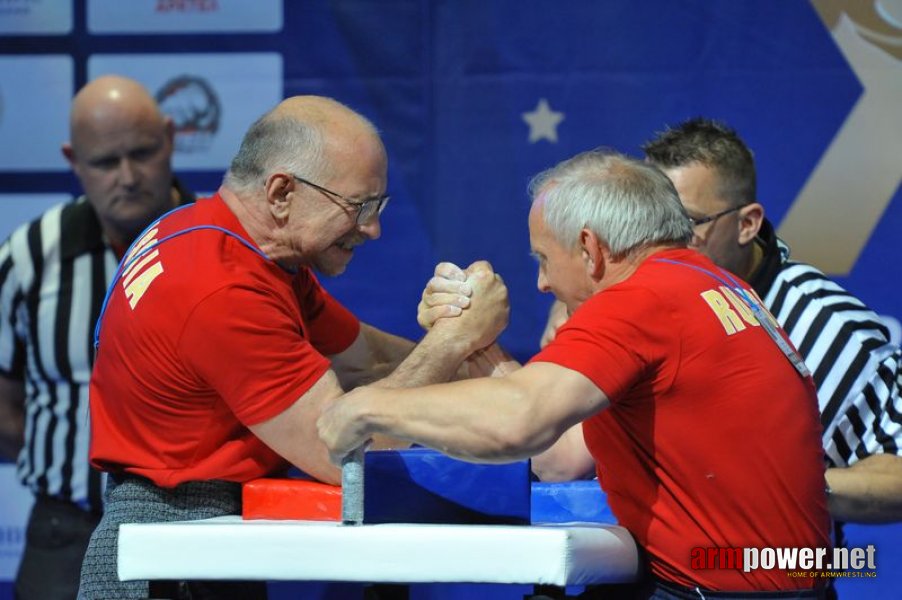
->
xmin=0 ymin=75 xmax=193 ymax=599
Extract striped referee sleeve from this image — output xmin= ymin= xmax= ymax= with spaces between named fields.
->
xmin=764 ymin=262 xmax=902 ymax=468
xmin=0 ymin=236 xmax=27 ymax=380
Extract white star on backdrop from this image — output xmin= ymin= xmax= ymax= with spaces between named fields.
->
xmin=521 ymin=98 xmax=565 ymax=143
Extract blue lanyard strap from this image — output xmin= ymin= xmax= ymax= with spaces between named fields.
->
xmin=93 ymin=207 xmax=271 ymax=349
xmin=653 ymin=258 xmax=811 ymax=379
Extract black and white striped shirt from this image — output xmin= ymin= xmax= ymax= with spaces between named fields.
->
xmin=751 ymin=220 xmax=902 ymax=468
xmin=0 ymin=186 xmax=193 ymax=512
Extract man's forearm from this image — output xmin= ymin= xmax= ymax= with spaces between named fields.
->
xmin=465 ymin=343 xmax=521 ymax=378
xmin=373 ymin=327 xmax=472 ymax=390
xmin=331 ymin=324 xmax=417 ymax=390
xmin=826 ymin=454 xmax=902 ymax=523
xmin=362 ymin=324 xmax=415 ymax=368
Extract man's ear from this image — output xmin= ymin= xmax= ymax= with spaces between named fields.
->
xmin=579 ymin=228 xmax=606 ymax=280
xmin=737 ymin=202 xmax=765 ymax=246
xmin=264 ymin=173 xmax=293 ymax=222
xmin=61 ymin=143 xmax=76 ymax=169
xmin=163 ymin=116 xmax=176 ymax=149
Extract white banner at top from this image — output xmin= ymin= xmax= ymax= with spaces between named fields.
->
xmin=87 ymin=0 xmax=282 ymax=34
xmin=0 ymin=0 xmax=72 ymax=35
xmin=0 ymin=56 xmax=73 ymax=172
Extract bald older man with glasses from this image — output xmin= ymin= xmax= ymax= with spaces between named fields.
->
xmin=78 ymin=95 xmax=510 ymax=599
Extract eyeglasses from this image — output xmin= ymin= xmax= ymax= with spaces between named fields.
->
xmin=291 ymin=174 xmax=389 ymax=225
xmin=688 ymin=205 xmax=743 ymax=228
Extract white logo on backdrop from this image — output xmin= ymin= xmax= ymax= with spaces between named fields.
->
xmin=155 ymin=0 xmax=219 ymax=12
xmin=156 ymin=76 xmax=222 ymax=154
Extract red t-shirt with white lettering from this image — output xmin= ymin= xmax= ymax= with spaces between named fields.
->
xmin=531 ymin=248 xmax=830 ymax=591
xmin=89 ymin=194 xmax=360 ymax=487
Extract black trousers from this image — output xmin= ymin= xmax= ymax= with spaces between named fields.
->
xmin=15 ymin=495 xmax=101 ymax=600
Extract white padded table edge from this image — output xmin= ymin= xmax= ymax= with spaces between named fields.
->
xmin=118 ymin=516 xmax=639 ymax=585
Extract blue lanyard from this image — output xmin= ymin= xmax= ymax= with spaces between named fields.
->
xmin=653 ymin=258 xmax=811 ymax=379
xmin=93 ymin=205 xmax=271 ymax=349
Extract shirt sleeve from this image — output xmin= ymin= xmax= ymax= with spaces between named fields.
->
xmin=769 ymin=264 xmax=902 ymax=466
xmin=0 ymin=237 xmax=25 ymax=379
xmin=178 ymin=283 xmax=332 ymax=427
xmin=869 ymin=347 xmax=902 ymax=458
xmin=529 ymin=286 xmax=672 ymax=404
xmin=293 ymin=269 xmax=360 ymax=356
xmin=831 ymin=342 xmax=902 ymax=465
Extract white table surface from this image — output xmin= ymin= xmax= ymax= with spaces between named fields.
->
xmin=118 ymin=516 xmax=639 ymax=586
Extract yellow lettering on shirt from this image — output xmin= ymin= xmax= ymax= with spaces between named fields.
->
xmin=700 ymin=289 xmax=746 ymax=335
xmin=124 ymin=262 xmax=164 ymax=309
xmin=122 ymin=249 xmax=160 ymax=287
xmin=124 ymin=227 xmax=159 ymax=264
xmin=720 ymin=286 xmax=760 ymax=326
xmin=120 ymin=228 xmax=165 ymax=310
xmin=745 ymin=287 xmax=782 ymax=330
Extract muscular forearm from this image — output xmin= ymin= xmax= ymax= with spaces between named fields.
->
xmin=465 ymin=343 xmax=521 ymax=378
xmin=362 ymin=324 xmax=415 ymax=368
xmin=318 ymin=363 xmax=608 ymax=467
xmin=826 ymin=454 xmax=902 ymax=523
xmin=332 ymin=324 xmax=416 ymax=389
xmin=372 ymin=326 xmax=474 ymax=390
xmin=363 ymin=364 xmax=602 ymax=463
xmin=364 ymin=377 xmax=554 ymax=463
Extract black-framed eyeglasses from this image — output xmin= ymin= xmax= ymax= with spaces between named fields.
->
xmin=688 ymin=205 xmax=743 ymax=228
xmin=291 ymin=174 xmax=389 ymax=225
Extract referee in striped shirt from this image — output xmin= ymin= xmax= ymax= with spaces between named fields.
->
xmin=535 ymin=119 xmax=902 ymax=529
xmin=0 ymin=75 xmax=193 ymax=599
xmin=642 ymin=118 xmax=902 ymax=525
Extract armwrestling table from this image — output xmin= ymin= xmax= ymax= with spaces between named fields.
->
xmin=118 ymin=516 xmax=639 ymax=590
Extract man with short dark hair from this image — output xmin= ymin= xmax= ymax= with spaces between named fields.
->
xmin=645 ymin=118 xmax=902 ymax=523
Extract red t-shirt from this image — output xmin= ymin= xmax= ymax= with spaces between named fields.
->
xmin=89 ymin=194 xmax=360 ymax=487
xmin=532 ymin=248 xmax=830 ymax=591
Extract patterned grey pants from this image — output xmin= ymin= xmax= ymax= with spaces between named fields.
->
xmin=77 ymin=476 xmax=266 ymax=599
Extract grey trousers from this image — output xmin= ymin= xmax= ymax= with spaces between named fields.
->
xmin=77 ymin=476 xmax=266 ymax=600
